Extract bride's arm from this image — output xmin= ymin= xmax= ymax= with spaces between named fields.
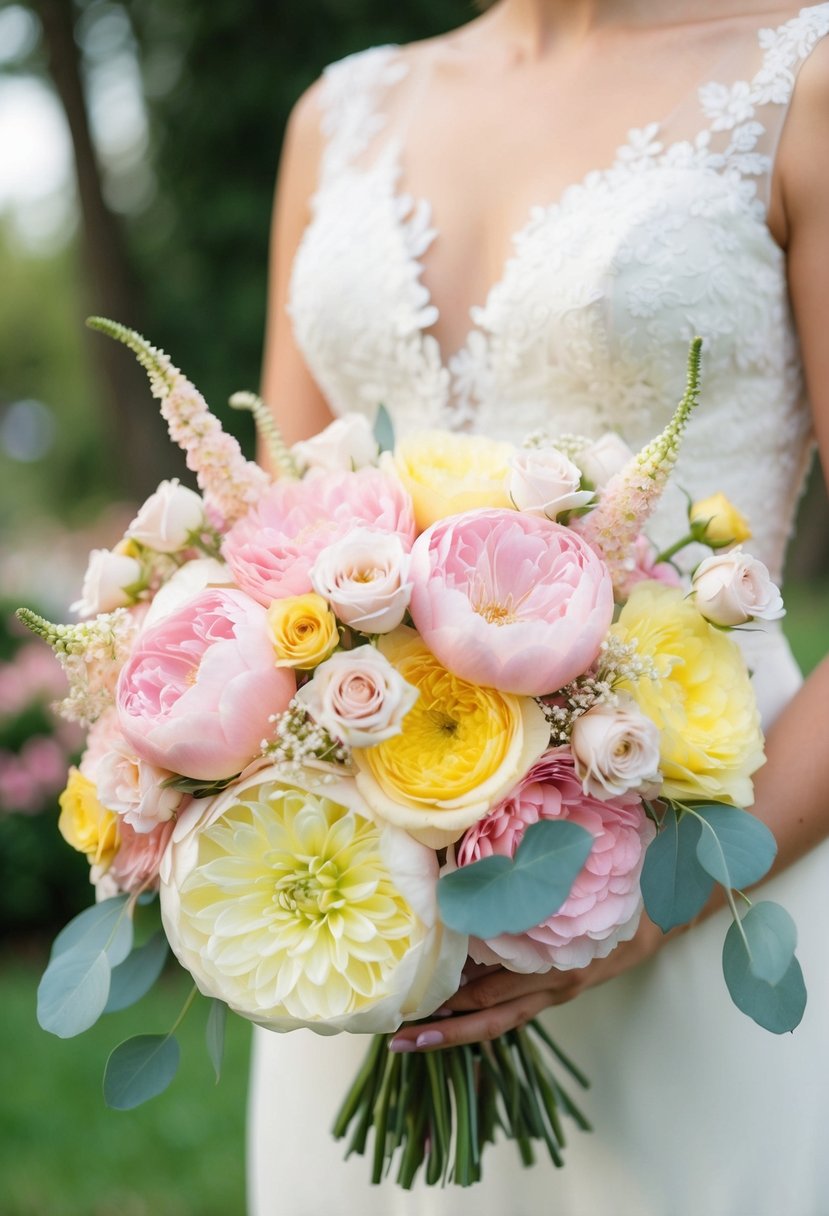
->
xmin=390 ymin=42 xmax=829 ymax=1054
xmin=259 ymin=83 xmax=334 ymax=462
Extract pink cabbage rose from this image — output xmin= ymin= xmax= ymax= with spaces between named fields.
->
xmin=456 ymin=748 xmax=655 ymax=971
xmin=116 ymin=588 xmax=295 ymax=780
xmin=408 ymin=509 xmax=613 ymax=695
xmin=222 ymin=468 xmax=416 ymax=605
xmin=624 ymin=535 xmax=682 ymax=590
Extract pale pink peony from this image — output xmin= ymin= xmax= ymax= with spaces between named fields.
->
xmin=456 ymin=748 xmax=655 ymax=971
xmin=408 ymin=509 xmax=613 ymax=696
xmin=222 ymin=469 xmax=415 ymax=606
xmin=108 ymin=818 xmax=175 ymax=894
xmin=116 ymin=588 xmax=295 ymax=780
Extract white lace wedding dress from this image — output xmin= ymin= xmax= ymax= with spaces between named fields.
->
xmin=249 ymin=8 xmax=829 ymax=1214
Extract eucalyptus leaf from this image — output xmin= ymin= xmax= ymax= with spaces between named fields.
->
xmin=722 ymin=926 xmax=806 ymax=1034
xmin=104 ymin=1034 xmax=181 ymax=1110
xmin=37 ymin=949 xmax=111 ymax=1038
xmin=373 ymin=403 xmax=395 ymax=454
xmin=693 ymin=803 xmax=777 ymax=889
xmin=50 ymin=896 xmax=133 ymax=967
xmin=727 ymin=901 xmax=798 ymax=986
xmin=206 ymin=1000 xmax=228 ymax=1083
xmin=105 ymin=932 xmax=169 ymax=1014
xmin=438 ymin=820 xmax=593 ymax=938
xmin=640 ymin=808 xmax=712 ymax=932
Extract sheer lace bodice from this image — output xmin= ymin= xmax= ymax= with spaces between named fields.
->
xmin=289 ymin=5 xmax=829 ymax=583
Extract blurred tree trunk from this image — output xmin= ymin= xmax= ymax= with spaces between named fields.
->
xmin=34 ymin=0 xmax=164 ymax=500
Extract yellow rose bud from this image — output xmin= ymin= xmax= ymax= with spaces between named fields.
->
xmin=58 ymin=767 xmax=120 ymax=868
xmin=267 ymin=593 xmax=339 ymax=668
xmin=393 ymin=430 xmax=515 ymax=532
xmin=689 ymin=492 xmax=751 ymax=548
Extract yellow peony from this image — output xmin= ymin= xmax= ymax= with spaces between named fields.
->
xmin=267 ymin=593 xmax=339 ymax=668
xmin=689 ymin=492 xmax=751 ymax=547
xmin=352 ymin=628 xmax=549 ymax=847
xmin=611 ymin=582 xmax=765 ymax=807
xmin=159 ymin=766 xmax=466 ymax=1033
xmin=393 ymin=430 xmax=515 ymax=531
xmin=58 ymin=767 xmax=120 ymax=867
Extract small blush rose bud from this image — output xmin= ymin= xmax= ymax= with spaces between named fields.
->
xmin=570 ymin=700 xmax=661 ymax=801
xmin=71 ymin=549 xmax=143 ymax=617
xmin=292 ymin=414 xmax=379 ymax=475
xmin=578 ymin=432 xmax=635 ymax=490
xmin=310 ymin=531 xmax=412 ymax=634
xmin=127 ymin=479 xmax=205 ymax=553
xmin=296 ymin=645 xmax=418 ymax=748
xmin=508 ymin=448 xmax=594 ymax=519
xmin=692 ymin=549 xmax=784 ymax=627
xmin=689 ymin=492 xmax=751 ymax=548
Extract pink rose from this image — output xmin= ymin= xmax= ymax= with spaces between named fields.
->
xmin=222 ymin=468 xmax=416 ymax=605
xmin=310 ymin=530 xmax=413 ymax=634
xmin=296 ymin=645 xmax=418 ymax=747
xmin=116 ymin=588 xmax=295 ymax=780
xmin=624 ymin=535 xmax=682 ymax=590
xmin=96 ymin=740 xmax=183 ymax=832
xmin=456 ymin=748 xmax=655 ymax=971
xmin=691 ymin=548 xmax=784 ymax=627
xmin=408 ymin=509 xmax=614 ymax=695
xmin=108 ymin=819 xmax=175 ymax=894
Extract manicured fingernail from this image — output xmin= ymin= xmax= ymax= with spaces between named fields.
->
xmin=431 ymin=1005 xmax=454 ymax=1018
xmin=388 ymin=1037 xmax=416 ymax=1053
xmin=416 ymin=1030 xmax=444 ymax=1049
xmin=459 ymin=973 xmax=469 ymax=987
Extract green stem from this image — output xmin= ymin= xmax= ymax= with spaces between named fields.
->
xmin=654 ymin=531 xmax=695 ymax=565
xmin=168 ymin=984 xmax=198 ymax=1038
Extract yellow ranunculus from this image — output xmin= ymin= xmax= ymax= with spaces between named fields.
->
xmin=393 ymin=430 xmax=515 ymax=532
xmin=689 ymin=492 xmax=751 ymax=547
xmin=611 ymin=582 xmax=765 ymax=807
xmin=352 ymin=627 xmax=549 ymax=847
xmin=267 ymin=593 xmax=339 ymax=668
xmin=58 ymin=767 xmax=120 ymax=867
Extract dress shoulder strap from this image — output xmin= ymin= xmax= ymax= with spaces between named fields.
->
xmin=317 ymin=46 xmax=408 ymax=186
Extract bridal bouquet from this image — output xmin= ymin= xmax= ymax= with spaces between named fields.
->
xmin=25 ymin=321 xmax=805 ymax=1188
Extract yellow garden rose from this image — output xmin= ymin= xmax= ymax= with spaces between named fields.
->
xmin=611 ymin=582 xmax=765 ymax=807
xmin=58 ymin=767 xmax=120 ymax=868
xmin=353 ymin=627 xmax=549 ymax=847
xmin=393 ymin=430 xmax=515 ymax=532
xmin=267 ymin=593 xmax=339 ymax=668
xmin=689 ymin=492 xmax=751 ymax=547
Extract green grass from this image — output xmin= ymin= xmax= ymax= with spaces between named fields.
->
xmin=0 ymin=952 xmax=250 ymax=1216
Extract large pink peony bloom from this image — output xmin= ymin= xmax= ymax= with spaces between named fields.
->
xmin=456 ymin=748 xmax=655 ymax=971
xmin=116 ymin=588 xmax=295 ymax=780
xmin=408 ymin=508 xmax=613 ymax=695
xmin=221 ymin=468 xmax=416 ymax=605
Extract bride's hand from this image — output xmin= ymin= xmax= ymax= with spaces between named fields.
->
xmin=388 ymin=914 xmax=672 ymax=1053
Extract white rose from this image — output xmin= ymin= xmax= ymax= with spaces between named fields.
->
xmin=96 ymin=741 xmax=183 ymax=832
xmin=71 ymin=549 xmax=143 ymax=617
xmin=296 ymin=645 xmax=418 ymax=748
xmin=579 ymin=432 xmax=635 ymax=489
xmin=143 ymin=558 xmax=235 ymax=628
xmin=310 ymin=531 xmax=412 ymax=633
xmin=127 ymin=479 xmax=205 ymax=553
xmin=692 ymin=548 xmax=785 ymax=627
xmin=571 ymin=700 xmax=661 ymax=801
xmin=292 ymin=414 xmax=379 ymax=474
xmin=508 ymin=448 xmax=594 ymax=518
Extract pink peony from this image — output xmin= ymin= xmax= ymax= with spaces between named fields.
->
xmin=221 ymin=468 xmax=416 ymax=605
xmin=116 ymin=588 xmax=295 ymax=781
xmin=456 ymin=748 xmax=655 ymax=971
xmin=408 ymin=509 xmax=613 ymax=696
xmin=109 ymin=818 xmax=175 ymax=894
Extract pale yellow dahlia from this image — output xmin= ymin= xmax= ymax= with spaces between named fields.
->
xmin=352 ymin=628 xmax=549 ymax=847
xmin=159 ymin=765 xmax=465 ymax=1033
xmin=392 ymin=430 xmax=515 ymax=531
xmin=611 ymin=582 xmax=765 ymax=807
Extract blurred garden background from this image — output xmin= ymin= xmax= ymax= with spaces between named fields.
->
xmin=0 ymin=2 xmax=827 ymax=1213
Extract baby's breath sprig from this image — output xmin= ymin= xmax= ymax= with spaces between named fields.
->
xmin=540 ymin=635 xmax=661 ymax=745
xmin=261 ymin=698 xmax=352 ymax=781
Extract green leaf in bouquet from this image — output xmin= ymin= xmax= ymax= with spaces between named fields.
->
xmin=722 ymin=908 xmax=806 ymax=1034
xmin=206 ymin=999 xmax=228 ymax=1083
xmin=692 ymin=803 xmax=777 ymax=889
xmin=640 ymin=808 xmax=712 ymax=932
xmin=373 ymin=403 xmax=395 ymax=454
xmin=104 ymin=931 xmax=169 ymax=1014
xmin=437 ymin=820 xmax=593 ymax=938
xmin=103 ymin=1033 xmax=181 ymax=1110
xmin=50 ymin=895 xmax=133 ymax=967
xmin=37 ymin=949 xmax=111 ymax=1038
xmin=728 ymin=901 xmax=798 ymax=986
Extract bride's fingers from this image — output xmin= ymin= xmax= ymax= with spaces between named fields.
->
xmin=389 ymin=989 xmax=554 ymax=1052
xmin=446 ymin=965 xmax=583 ymax=1013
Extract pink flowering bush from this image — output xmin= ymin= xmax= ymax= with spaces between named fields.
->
xmin=222 ymin=468 xmax=416 ymax=604
xmin=456 ymin=748 xmax=655 ymax=971
xmin=408 ymin=509 xmax=613 ymax=695
xmin=117 ymin=587 xmax=295 ymax=780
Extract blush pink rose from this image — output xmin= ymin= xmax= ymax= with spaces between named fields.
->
xmin=109 ymin=819 xmax=175 ymax=894
xmin=408 ymin=509 xmax=614 ymax=695
xmin=456 ymin=748 xmax=655 ymax=971
xmin=116 ymin=588 xmax=295 ymax=781
xmin=222 ymin=469 xmax=416 ymax=605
